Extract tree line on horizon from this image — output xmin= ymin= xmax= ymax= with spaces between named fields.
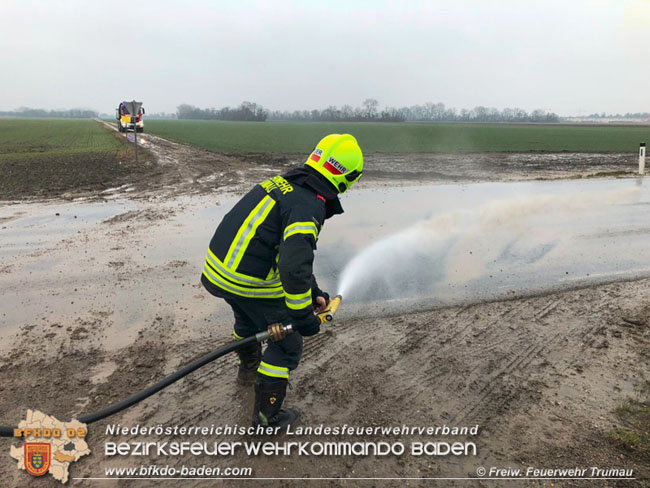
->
xmin=176 ymin=99 xmax=560 ymax=123
xmin=572 ymin=111 xmax=650 ymax=119
xmin=176 ymin=102 xmax=267 ymax=121
xmin=0 ymin=107 xmax=98 ymax=118
xmin=3 ymin=103 xmax=649 ymax=123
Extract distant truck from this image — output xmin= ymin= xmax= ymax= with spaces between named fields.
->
xmin=116 ymin=101 xmax=145 ymax=133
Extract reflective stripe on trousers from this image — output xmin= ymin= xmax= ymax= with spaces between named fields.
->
xmin=257 ymin=361 xmax=290 ymax=379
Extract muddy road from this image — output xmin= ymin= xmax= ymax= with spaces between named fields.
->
xmin=0 ymin=127 xmax=648 ymax=486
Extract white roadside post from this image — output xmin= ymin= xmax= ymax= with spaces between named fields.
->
xmin=639 ymin=142 xmax=646 ymax=175
xmin=125 ymin=100 xmax=143 ymax=163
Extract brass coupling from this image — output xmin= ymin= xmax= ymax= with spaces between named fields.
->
xmin=267 ymin=323 xmax=288 ymax=342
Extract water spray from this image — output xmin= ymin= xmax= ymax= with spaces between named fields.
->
xmin=336 ymin=186 xmax=640 ymax=305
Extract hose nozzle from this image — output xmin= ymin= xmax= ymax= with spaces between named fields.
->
xmin=318 ymin=295 xmax=343 ymax=324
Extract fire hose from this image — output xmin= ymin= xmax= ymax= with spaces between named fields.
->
xmin=0 ymin=295 xmax=343 ymax=437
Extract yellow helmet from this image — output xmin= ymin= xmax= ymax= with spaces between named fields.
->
xmin=305 ymin=134 xmax=363 ymax=193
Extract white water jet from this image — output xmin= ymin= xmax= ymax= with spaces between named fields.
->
xmin=337 ymin=187 xmax=638 ymax=302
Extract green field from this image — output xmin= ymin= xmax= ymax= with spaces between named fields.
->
xmin=0 ymin=119 xmax=135 ymax=198
xmin=0 ymin=119 xmax=122 ymax=161
xmin=144 ymin=120 xmax=650 ymax=154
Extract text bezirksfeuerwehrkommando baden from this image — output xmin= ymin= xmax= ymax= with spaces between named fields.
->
xmin=104 ymin=424 xmax=480 ymax=457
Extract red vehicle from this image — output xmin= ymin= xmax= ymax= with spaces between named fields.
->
xmin=116 ymin=101 xmax=145 ymax=133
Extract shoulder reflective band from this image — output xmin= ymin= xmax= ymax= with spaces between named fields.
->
xmin=206 ymin=249 xmax=280 ymax=287
xmin=257 ymin=361 xmax=289 ymax=379
xmin=225 ymin=196 xmax=276 ymax=269
xmin=283 ymin=221 xmax=318 ymax=241
xmin=284 ymin=289 xmax=312 ymax=310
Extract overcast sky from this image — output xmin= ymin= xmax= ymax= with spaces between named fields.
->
xmin=2 ymin=0 xmax=649 ymax=116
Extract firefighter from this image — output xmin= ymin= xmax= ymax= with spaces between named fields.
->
xmin=200 ymin=134 xmax=363 ymax=428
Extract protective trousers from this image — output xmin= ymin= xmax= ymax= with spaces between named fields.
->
xmin=224 ymin=297 xmax=303 ymax=383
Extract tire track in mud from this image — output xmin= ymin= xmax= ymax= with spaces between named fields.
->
xmin=442 ymin=298 xmax=603 ymax=427
xmin=448 ymin=333 xmax=563 ymax=426
xmin=439 ymin=297 xmax=621 ymax=443
xmin=283 ymin=291 xmax=618 ymax=435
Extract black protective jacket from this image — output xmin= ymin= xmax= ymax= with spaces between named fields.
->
xmin=201 ymin=167 xmax=342 ymax=328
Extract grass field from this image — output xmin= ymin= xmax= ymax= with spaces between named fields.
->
xmin=144 ymin=120 xmax=650 ymax=154
xmin=0 ymin=119 xmax=140 ymax=198
xmin=0 ymin=119 xmax=122 ymax=161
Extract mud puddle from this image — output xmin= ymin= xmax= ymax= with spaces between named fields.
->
xmin=0 ymin=201 xmax=135 ymax=259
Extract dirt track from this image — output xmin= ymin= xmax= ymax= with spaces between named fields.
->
xmin=0 ymin=127 xmax=648 ymax=486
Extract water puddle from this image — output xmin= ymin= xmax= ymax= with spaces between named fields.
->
xmin=0 ymin=201 xmax=135 ymax=259
xmin=1 ymin=177 xmax=649 ymax=345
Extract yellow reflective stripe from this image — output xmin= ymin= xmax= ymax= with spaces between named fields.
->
xmin=225 ymin=196 xmax=276 ymax=269
xmin=204 ymin=261 xmax=283 ymax=294
xmin=206 ymin=249 xmax=280 ymax=287
xmin=203 ymin=264 xmax=284 ymax=299
xmin=263 ymin=252 xmax=281 ymax=281
xmin=283 ymin=221 xmax=318 ymax=241
xmin=284 ymin=228 xmax=317 ymax=241
xmin=232 ymin=197 xmax=276 ymax=269
xmin=264 ymin=266 xmax=278 ymax=281
xmin=284 ymin=289 xmax=312 ymax=310
xmin=224 ymin=197 xmax=270 ymax=266
xmin=284 ymin=289 xmax=311 ymax=301
xmin=286 ymin=299 xmax=311 ymax=310
xmin=257 ymin=361 xmax=289 ymax=379
xmin=233 ymin=329 xmax=244 ymax=340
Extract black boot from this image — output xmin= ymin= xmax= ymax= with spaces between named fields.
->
xmin=252 ymin=378 xmax=299 ymax=428
xmin=236 ymin=342 xmax=262 ymax=386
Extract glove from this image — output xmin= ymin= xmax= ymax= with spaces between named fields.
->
xmin=293 ymin=312 xmax=321 ymax=337
xmin=312 ymin=287 xmax=330 ymax=311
